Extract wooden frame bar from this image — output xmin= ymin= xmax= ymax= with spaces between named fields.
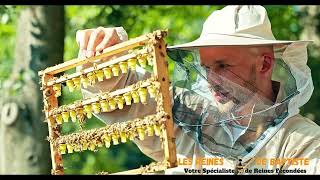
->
xmin=38 ymin=35 xmax=150 ymax=76
xmin=110 ymin=161 xmax=168 ymax=175
xmin=151 ymin=38 xmax=177 ymax=168
xmin=54 ymin=112 xmax=167 ymax=146
xmin=46 ymin=48 xmax=148 ymax=86
xmin=41 ymin=74 xmax=64 ymax=175
xmin=98 ymin=163 xmax=167 ymax=175
xmin=39 ymin=30 xmax=177 ymax=175
xmin=49 ymin=78 xmax=156 ymax=116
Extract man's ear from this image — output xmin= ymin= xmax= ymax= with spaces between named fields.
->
xmin=259 ymin=53 xmax=274 ymax=74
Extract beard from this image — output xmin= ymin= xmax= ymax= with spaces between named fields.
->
xmin=210 ymin=65 xmax=258 ymax=115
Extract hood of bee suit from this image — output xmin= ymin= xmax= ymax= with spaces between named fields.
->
xmin=166 ymin=5 xmax=314 ymax=160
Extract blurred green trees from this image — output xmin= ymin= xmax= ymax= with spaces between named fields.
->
xmin=0 ymin=5 xmax=319 ymax=174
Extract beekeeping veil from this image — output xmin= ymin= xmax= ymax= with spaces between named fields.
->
xmin=167 ymin=5 xmax=313 ymax=160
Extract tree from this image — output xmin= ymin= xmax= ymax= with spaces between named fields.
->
xmin=0 ymin=6 xmax=64 ymax=174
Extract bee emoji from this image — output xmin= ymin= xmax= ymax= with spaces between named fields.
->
xmin=235 ymin=159 xmax=245 ymax=175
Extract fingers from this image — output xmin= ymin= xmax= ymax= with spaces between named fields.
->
xmin=86 ymin=26 xmax=106 ymax=57
xmin=76 ymin=29 xmax=94 ymax=50
xmin=76 ymin=29 xmax=93 ymax=58
xmin=96 ymin=28 xmax=121 ymax=53
xmin=76 ymin=27 xmax=124 ymax=59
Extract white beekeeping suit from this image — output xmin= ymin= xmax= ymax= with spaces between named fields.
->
xmin=78 ymin=6 xmax=320 ymax=175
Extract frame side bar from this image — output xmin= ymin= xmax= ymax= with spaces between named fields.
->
xmin=42 ymin=74 xmax=64 ymax=175
xmin=152 ymin=39 xmax=177 ymax=168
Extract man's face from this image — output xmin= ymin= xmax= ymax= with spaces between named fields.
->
xmin=199 ymin=46 xmax=260 ymax=105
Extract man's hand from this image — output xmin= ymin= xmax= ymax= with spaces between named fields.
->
xmin=76 ymin=27 xmax=127 ymax=58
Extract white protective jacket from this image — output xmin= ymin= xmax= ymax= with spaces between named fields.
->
xmin=79 ymin=28 xmax=320 ymax=175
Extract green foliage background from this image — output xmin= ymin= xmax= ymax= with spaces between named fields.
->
xmin=0 ymin=5 xmax=319 ymax=174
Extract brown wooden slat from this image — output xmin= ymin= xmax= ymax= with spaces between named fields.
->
xmin=38 ymin=35 xmax=149 ymax=76
xmin=42 ymin=74 xmax=64 ymax=175
xmin=110 ymin=164 xmax=167 ymax=175
xmin=152 ymin=39 xmax=177 ymax=168
xmin=46 ymin=49 xmax=148 ymax=86
xmin=49 ymin=79 xmax=155 ymax=116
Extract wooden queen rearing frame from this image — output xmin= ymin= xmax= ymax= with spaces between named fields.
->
xmin=38 ymin=30 xmax=177 ymax=175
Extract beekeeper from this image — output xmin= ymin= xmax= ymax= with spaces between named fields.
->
xmin=75 ymin=5 xmax=320 ymax=174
